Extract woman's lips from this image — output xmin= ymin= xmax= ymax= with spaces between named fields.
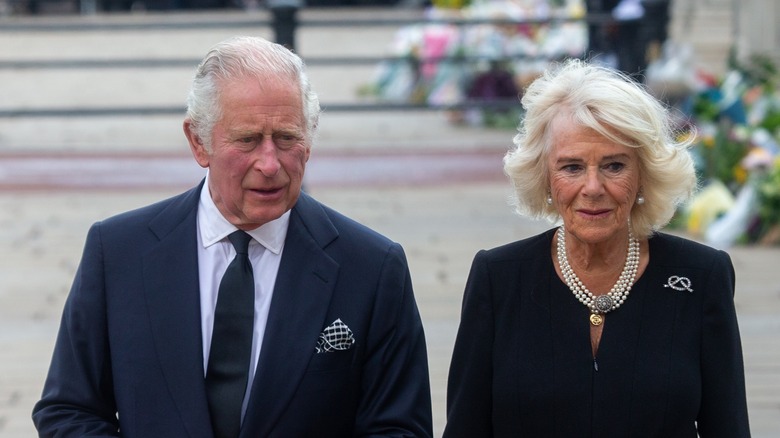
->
xmin=578 ymin=208 xmax=611 ymax=218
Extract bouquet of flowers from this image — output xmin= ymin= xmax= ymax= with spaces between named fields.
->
xmin=684 ymin=54 xmax=780 ymax=246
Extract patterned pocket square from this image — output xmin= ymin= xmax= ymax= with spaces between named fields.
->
xmin=316 ymin=318 xmax=355 ymax=353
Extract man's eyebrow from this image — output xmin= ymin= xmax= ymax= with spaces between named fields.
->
xmin=229 ymin=129 xmax=258 ymax=136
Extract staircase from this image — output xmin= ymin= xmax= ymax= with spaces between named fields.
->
xmin=668 ymin=0 xmax=736 ymax=76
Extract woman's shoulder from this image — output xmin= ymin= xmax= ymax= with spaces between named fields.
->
xmin=649 ymin=231 xmax=731 ymax=268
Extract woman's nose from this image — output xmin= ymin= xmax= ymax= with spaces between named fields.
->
xmin=582 ymin=168 xmax=605 ymax=195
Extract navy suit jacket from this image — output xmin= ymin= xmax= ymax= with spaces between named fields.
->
xmin=444 ymin=229 xmax=750 ymax=438
xmin=33 ymin=182 xmax=432 ymax=437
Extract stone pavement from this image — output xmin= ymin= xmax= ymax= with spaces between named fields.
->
xmin=1 ymin=7 xmax=779 ymax=438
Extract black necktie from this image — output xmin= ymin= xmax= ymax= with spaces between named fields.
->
xmin=206 ymin=230 xmax=255 ymax=438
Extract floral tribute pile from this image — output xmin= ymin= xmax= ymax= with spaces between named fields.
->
xmin=672 ymin=53 xmax=780 ymax=247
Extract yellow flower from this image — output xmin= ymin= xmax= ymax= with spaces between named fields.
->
xmin=733 ymin=166 xmax=748 ymax=185
xmin=685 ymin=180 xmax=735 ymax=236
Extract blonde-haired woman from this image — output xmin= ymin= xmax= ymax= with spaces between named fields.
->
xmin=444 ymin=59 xmax=750 ymax=437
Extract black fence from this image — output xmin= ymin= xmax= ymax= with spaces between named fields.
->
xmin=0 ymin=11 xmax=609 ymax=118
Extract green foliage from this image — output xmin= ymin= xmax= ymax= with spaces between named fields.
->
xmin=757 ymin=159 xmax=780 ymax=230
xmin=734 ymin=54 xmax=779 ymax=93
xmin=694 ymin=120 xmax=751 ymax=192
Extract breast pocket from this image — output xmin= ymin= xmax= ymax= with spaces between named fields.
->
xmin=306 ymin=346 xmax=356 ymax=373
xmin=296 ymin=348 xmax=358 ymax=400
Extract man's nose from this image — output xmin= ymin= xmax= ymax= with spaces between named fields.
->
xmin=254 ymin=138 xmax=281 ymax=177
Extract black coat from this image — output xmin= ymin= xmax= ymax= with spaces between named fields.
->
xmin=444 ymin=229 xmax=750 ymax=438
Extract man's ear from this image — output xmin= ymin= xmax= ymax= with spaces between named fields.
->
xmin=183 ymin=118 xmax=210 ymax=168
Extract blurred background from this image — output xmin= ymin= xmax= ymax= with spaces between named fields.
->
xmin=1 ymin=0 xmax=779 ymax=436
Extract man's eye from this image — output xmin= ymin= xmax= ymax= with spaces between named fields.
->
xmin=275 ymin=134 xmax=300 ymax=149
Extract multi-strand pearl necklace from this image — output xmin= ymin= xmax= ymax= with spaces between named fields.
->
xmin=556 ymin=225 xmax=640 ymax=326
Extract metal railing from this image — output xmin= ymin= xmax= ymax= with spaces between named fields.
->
xmin=0 ymin=11 xmax=598 ymax=117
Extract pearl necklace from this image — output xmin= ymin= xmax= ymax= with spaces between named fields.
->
xmin=556 ymin=225 xmax=639 ymax=326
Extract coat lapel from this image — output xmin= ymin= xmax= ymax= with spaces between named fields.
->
xmin=142 ymin=182 xmax=213 ymax=437
xmin=242 ymin=193 xmax=340 ymax=437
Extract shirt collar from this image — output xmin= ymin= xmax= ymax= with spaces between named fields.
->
xmin=197 ymin=172 xmax=289 ymax=255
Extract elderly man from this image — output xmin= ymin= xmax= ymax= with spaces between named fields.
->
xmin=33 ymin=36 xmax=433 ymax=438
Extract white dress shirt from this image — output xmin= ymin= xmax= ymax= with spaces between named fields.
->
xmin=196 ymin=173 xmax=289 ymax=418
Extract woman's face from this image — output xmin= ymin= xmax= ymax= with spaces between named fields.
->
xmin=547 ymin=118 xmax=641 ymax=245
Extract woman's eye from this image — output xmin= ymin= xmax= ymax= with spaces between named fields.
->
xmin=561 ymin=164 xmax=582 ymax=173
xmin=605 ymin=162 xmax=625 ymax=172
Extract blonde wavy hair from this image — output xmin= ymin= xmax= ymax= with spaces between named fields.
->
xmin=503 ymin=58 xmax=697 ymax=238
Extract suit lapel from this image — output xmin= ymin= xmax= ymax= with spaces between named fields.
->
xmin=143 ymin=182 xmax=213 ymax=436
xmin=242 ymin=193 xmax=340 ymax=437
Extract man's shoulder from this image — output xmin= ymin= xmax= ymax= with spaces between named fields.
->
xmin=98 ymin=185 xmax=200 ymax=230
xmin=293 ymin=193 xmax=396 ymax=250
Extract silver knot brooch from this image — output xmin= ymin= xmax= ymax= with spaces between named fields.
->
xmin=664 ymin=275 xmax=693 ymax=292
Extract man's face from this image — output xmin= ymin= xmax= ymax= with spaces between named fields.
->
xmin=185 ymin=76 xmax=309 ymax=230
